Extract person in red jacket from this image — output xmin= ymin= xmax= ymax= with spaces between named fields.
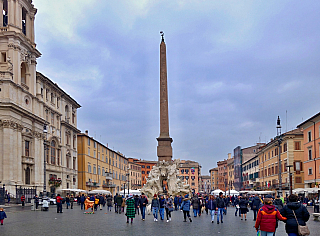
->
xmin=255 ymin=198 xmax=287 ymax=236
xmin=20 ymin=195 xmax=25 ymax=207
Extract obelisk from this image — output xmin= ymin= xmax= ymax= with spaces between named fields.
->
xmin=157 ymin=32 xmax=173 ymax=162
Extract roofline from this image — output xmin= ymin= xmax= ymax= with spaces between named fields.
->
xmin=297 ymin=111 xmax=320 ymax=128
xmin=37 ymin=72 xmax=81 ymax=108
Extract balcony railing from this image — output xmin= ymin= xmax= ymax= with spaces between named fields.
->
xmin=103 ymin=184 xmax=116 ymax=188
xmin=105 ymin=173 xmax=113 ymax=180
xmin=86 ymin=182 xmax=99 ymax=187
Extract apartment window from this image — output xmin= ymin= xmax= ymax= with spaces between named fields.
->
xmin=308 ymin=148 xmax=312 ymax=160
xmin=56 ymin=116 xmax=60 ymax=129
xmin=57 ymin=97 xmax=60 ymax=108
xmin=283 ymin=143 xmax=287 ymax=152
xmin=275 ymin=165 xmax=278 ymax=174
xmin=98 ymin=166 xmax=101 ymax=175
xmin=93 ymin=165 xmax=96 ymax=174
xmin=308 ymin=131 xmax=312 ymax=142
xmin=147 ymin=171 xmax=150 ymax=174
xmin=294 ymin=162 xmax=301 ymax=171
xmin=88 ymin=148 xmax=90 ymax=156
xmin=181 ymin=169 xmax=184 ymax=174
xmin=142 ymin=171 xmax=145 ymax=174
xmin=94 ymin=150 xmax=96 ymax=158
xmin=295 ymin=177 xmax=302 ymax=183
xmin=51 ymin=113 xmax=54 ymax=125
xmin=94 ymin=142 xmax=96 ymax=148
xmin=45 ymin=110 xmax=48 ymax=121
xmin=308 ymin=168 xmax=313 ymax=175
xmin=147 ymin=166 xmax=150 ymax=169
xmin=51 ymin=140 xmax=56 ymax=165
xmin=142 ymin=165 xmax=145 ymax=168
xmin=88 ymin=138 xmax=90 ymax=146
xmin=275 ymin=148 xmax=278 ymax=156
xmin=191 ymin=176 xmax=195 ymax=180
xmin=88 ymin=163 xmax=91 ymax=173
xmin=73 ymin=157 xmax=76 ymax=170
xmin=98 ymin=153 xmax=100 ymax=160
xmin=272 ymin=151 xmax=274 ymax=157
xmin=25 ymin=140 xmax=30 ymax=156
xmin=294 ymin=142 xmax=301 ymax=150
xmin=57 ymin=150 xmax=60 ymax=166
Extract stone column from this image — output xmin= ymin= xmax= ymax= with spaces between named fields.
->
xmin=157 ymin=33 xmax=173 ymax=162
xmin=16 ymin=1 xmax=22 ymax=29
xmin=7 ymin=0 xmax=14 ymax=26
xmin=0 ymin=0 xmax=3 ymax=27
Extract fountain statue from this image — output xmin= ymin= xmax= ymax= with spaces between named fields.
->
xmin=141 ymin=159 xmax=191 ymax=198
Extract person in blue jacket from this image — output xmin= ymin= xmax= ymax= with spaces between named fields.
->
xmin=181 ymin=194 xmax=192 ymax=222
xmin=0 ymin=208 xmax=7 ymax=225
xmin=207 ymin=195 xmax=217 ymax=223
xmin=174 ymin=195 xmax=179 ymax=211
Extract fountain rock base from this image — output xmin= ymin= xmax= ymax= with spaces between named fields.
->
xmin=141 ymin=159 xmax=191 ymax=198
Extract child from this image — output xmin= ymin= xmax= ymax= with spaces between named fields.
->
xmin=0 ymin=208 xmax=7 ymax=225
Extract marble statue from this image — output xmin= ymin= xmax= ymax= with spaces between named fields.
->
xmin=142 ymin=159 xmax=191 ymax=199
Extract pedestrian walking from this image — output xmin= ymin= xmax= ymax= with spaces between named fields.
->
xmin=216 ymin=192 xmax=226 ymax=224
xmin=0 ymin=208 xmax=7 ymax=225
xmin=134 ymin=195 xmax=139 ymax=215
xmin=255 ymin=198 xmax=287 ymax=236
xmin=126 ymin=194 xmax=135 ymax=224
xmin=34 ymin=195 xmax=39 ymax=209
xmin=174 ymin=195 xmax=179 ymax=211
xmin=234 ymin=195 xmax=241 ymax=217
xmin=252 ymin=194 xmax=262 ymax=221
xmin=138 ymin=192 xmax=148 ymax=220
xmin=280 ymin=194 xmax=310 ymax=236
xmin=274 ymin=195 xmax=284 ymax=210
xmin=207 ymin=195 xmax=217 ymax=223
xmin=80 ymin=194 xmax=85 ymax=210
xmin=21 ymin=195 xmax=25 ymax=207
xmin=70 ymin=194 xmax=74 ymax=209
xmin=66 ymin=195 xmax=70 ymax=209
xmin=165 ymin=195 xmax=174 ymax=222
xmin=151 ymin=194 xmax=160 ymax=221
xmin=116 ymin=194 xmax=123 ymax=214
xmin=107 ymin=195 xmax=113 ymax=211
xmin=191 ymin=194 xmax=200 ymax=217
xmin=239 ymin=196 xmax=249 ymax=221
xmin=181 ymin=194 xmax=192 ymax=222
xmin=159 ymin=195 xmax=166 ymax=220
xmin=56 ymin=194 xmax=63 ymax=213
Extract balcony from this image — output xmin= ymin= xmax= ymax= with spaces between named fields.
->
xmin=22 ymin=156 xmax=35 ymax=165
xmin=103 ymin=184 xmax=116 ymax=188
xmin=105 ymin=173 xmax=113 ymax=180
xmin=86 ymin=182 xmax=99 ymax=187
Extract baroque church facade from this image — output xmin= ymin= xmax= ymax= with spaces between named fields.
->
xmin=0 ymin=0 xmax=80 ymax=195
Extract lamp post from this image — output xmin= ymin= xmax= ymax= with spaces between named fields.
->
xmin=43 ymin=124 xmax=47 ymax=196
xmin=286 ymin=165 xmax=293 ymax=195
xmin=126 ymin=166 xmax=130 ymax=196
xmin=276 ymin=116 xmax=283 ymax=197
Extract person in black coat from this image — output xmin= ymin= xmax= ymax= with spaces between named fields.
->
xmin=239 ymin=196 xmax=249 ymax=221
xmin=251 ymin=194 xmax=262 ymax=221
xmin=234 ymin=196 xmax=241 ymax=217
xmin=280 ymin=194 xmax=310 ymax=236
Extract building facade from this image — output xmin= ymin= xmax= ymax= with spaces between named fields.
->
xmin=77 ymin=131 xmax=129 ymax=195
xmin=297 ymin=113 xmax=320 ymax=188
xmin=217 ymin=159 xmax=228 ymax=191
xmin=257 ymin=129 xmax=304 ymax=195
xmin=199 ymin=175 xmax=211 ymax=194
xmin=132 ymin=160 xmax=157 ymax=187
xmin=209 ymin=167 xmax=219 ymax=190
xmin=128 ymin=158 xmax=142 ymax=190
xmin=179 ymin=160 xmax=201 ymax=193
xmin=227 ymin=153 xmax=235 ymax=190
xmin=0 ymin=0 xmax=80 ymax=196
xmin=242 ymin=155 xmax=260 ymax=190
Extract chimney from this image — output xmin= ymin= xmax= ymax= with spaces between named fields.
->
xmin=85 ymin=130 xmax=88 ymax=135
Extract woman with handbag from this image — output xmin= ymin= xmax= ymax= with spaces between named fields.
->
xmin=280 ymin=194 xmax=310 ymax=236
xmin=165 ymin=195 xmax=174 ymax=222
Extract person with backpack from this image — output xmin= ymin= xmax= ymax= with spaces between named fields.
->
xmin=191 ymin=194 xmax=200 ymax=217
xmin=274 ymin=195 xmax=284 ymax=210
xmin=255 ymin=198 xmax=287 ymax=236
xmin=280 ymin=194 xmax=310 ymax=236
xmin=252 ymin=194 xmax=263 ymax=221
xmin=181 ymin=194 xmax=192 ymax=222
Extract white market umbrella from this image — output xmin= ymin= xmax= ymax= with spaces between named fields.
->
xmin=88 ymin=190 xmax=111 ymax=195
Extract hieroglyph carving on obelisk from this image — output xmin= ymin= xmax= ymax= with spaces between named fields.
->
xmin=157 ymin=32 xmax=173 ymax=162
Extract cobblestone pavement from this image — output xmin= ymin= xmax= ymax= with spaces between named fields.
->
xmin=0 ymin=205 xmax=319 ymax=236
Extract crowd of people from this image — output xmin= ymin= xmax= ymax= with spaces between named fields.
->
xmin=0 ymin=190 xmax=313 ymax=236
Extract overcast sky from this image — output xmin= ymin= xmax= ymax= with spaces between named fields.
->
xmin=33 ymin=0 xmax=320 ymax=174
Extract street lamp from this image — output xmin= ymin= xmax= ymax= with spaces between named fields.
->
xmin=286 ymin=165 xmax=293 ymax=195
xmin=43 ymin=124 xmax=47 ymax=196
xmin=276 ymin=116 xmax=283 ymax=197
